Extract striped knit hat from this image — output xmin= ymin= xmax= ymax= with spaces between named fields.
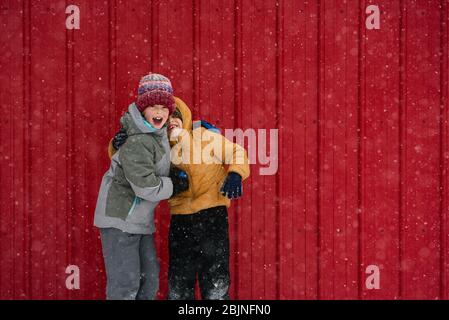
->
xmin=136 ymin=73 xmax=175 ymax=114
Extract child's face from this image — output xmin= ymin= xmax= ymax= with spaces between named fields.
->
xmin=167 ymin=115 xmax=183 ymax=139
xmin=142 ymin=105 xmax=169 ymax=129
xmin=167 ymin=115 xmax=183 ymax=134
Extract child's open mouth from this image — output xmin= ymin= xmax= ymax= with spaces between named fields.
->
xmin=168 ymin=123 xmax=179 ymax=131
xmin=152 ymin=116 xmax=163 ymax=126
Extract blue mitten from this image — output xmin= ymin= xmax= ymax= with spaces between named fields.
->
xmin=169 ymin=167 xmax=189 ymax=197
xmin=220 ymin=172 xmax=243 ymax=199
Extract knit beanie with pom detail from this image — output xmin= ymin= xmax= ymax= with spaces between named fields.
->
xmin=136 ymin=73 xmax=175 ymax=114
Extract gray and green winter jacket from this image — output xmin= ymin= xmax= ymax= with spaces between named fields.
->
xmin=93 ymin=102 xmax=173 ymax=234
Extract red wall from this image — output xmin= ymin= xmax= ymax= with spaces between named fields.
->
xmin=1 ymin=0 xmax=449 ymax=299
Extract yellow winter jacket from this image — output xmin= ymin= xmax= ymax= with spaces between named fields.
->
xmin=108 ymin=96 xmax=250 ymax=215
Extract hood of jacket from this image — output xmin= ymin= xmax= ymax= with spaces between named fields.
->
xmin=174 ymin=97 xmax=193 ymax=132
xmin=120 ymin=102 xmax=167 ymax=137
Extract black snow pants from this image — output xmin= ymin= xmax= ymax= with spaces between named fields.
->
xmin=167 ymin=206 xmax=230 ymax=300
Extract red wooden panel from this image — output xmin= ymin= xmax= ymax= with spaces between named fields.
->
xmin=28 ymin=0 xmax=69 ymax=299
xmin=278 ymin=0 xmax=319 ymax=299
xmin=233 ymin=0 xmax=253 ymax=300
xmin=0 ymin=0 xmax=448 ymax=300
xmin=0 ymin=3 xmax=15 ymax=298
xmin=239 ymin=0 xmax=278 ymax=299
xmin=0 ymin=0 xmax=28 ymax=299
xmin=152 ymin=0 xmax=195 ymax=105
xmin=318 ymin=0 xmax=359 ymax=299
xmin=442 ymin=0 xmax=449 ymax=301
xmin=400 ymin=0 xmax=442 ymax=299
xmin=359 ymin=0 xmax=402 ymax=299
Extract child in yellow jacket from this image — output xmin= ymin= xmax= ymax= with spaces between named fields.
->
xmin=110 ymin=96 xmax=250 ymax=300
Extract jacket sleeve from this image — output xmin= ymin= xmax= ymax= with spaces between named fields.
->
xmin=119 ymin=137 xmax=173 ymax=202
xmin=209 ymin=131 xmax=250 ymax=180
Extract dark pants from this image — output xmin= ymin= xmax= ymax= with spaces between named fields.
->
xmin=168 ymin=206 xmax=230 ymax=300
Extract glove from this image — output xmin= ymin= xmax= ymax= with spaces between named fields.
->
xmin=169 ymin=167 xmax=189 ymax=197
xmin=112 ymin=127 xmax=128 ymax=150
xmin=220 ymin=172 xmax=242 ymax=199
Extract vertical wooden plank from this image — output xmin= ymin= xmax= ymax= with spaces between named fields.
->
xmin=153 ymin=0 xmax=195 ymax=107
xmin=359 ymin=1 xmax=402 ymax=299
xmin=278 ymin=0 xmax=319 ymax=299
xmin=278 ymin=0 xmax=293 ymax=298
xmin=239 ymin=0 xmax=278 ymax=299
xmin=233 ymin=0 xmax=253 ymax=299
xmin=28 ymin=0 xmax=68 ymax=299
xmin=21 ymin=0 xmax=32 ymax=299
xmin=50 ymin=0 xmax=69 ymax=299
xmin=195 ymin=0 xmax=236 ymax=125
xmin=0 ymin=1 xmax=15 ymax=296
xmin=401 ymin=0 xmax=442 ymax=299
xmin=0 ymin=0 xmax=26 ymax=299
xmin=115 ymin=0 xmax=152 ymax=117
xmin=440 ymin=0 xmax=449 ymax=299
xmin=302 ymin=1 xmax=320 ymax=300
xmin=318 ymin=0 xmax=333 ymax=299
xmin=65 ymin=0 xmax=76 ymax=300
xmin=318 ymin=0 xmax=360 ymax=299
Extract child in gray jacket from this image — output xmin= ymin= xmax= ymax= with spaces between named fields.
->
xmin=93 ymin=73 xmax=187 ymax=300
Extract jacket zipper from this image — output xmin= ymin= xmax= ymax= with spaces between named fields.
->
xmin=127 ymin=196 xmax=141 ymax=217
